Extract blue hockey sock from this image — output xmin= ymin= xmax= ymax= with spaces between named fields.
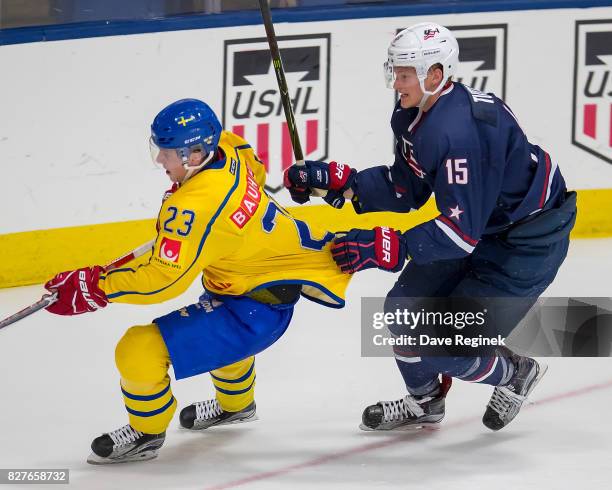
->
xmin=456 ymin=355 xmax=515 ymax=386
xmin=395 ymin=354 xmax=515 ymax=395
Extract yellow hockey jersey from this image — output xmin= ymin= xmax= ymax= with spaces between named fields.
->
xmin=100 ymin=131 xmax=351 ymax=307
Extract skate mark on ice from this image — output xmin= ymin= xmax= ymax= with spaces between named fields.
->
xmin=204 ymin=378 xmax=612 ymax=490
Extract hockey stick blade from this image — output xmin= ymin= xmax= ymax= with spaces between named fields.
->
xmin=0 ymin=238 xmax=155 ymax=331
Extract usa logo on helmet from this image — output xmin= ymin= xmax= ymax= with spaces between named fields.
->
xmin=572 ymin=20 xmax=612 ymax=164
xmin=424 ymin=28 xmax=440 ymax=40
xmin=223 ymin=34 xmax=330 ymax=194
xmin=392 ymin=23 xmax=507 ymax=152
xmin=395 ymin=24 xmax=507 ymax=101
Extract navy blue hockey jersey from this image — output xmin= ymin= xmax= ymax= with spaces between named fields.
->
xmin=353 ymin=82 xmax=566 ymax=264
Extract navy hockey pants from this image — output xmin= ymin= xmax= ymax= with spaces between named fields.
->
xmin=386 ymin=192 xmax=576 ymax=395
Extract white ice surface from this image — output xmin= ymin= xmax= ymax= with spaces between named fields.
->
xmin=1 ymin=239 xmax=611 ymax=490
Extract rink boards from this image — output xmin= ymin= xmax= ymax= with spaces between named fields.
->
xmin=1 ymin=2 xmax=612 ymax=286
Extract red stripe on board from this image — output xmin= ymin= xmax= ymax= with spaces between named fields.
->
xmin=257 ymin=123 xmax=269 ymax=173
xmin=282 ymin=122 xmax=293 ymax=171
xmin=232 ymin=125 xmax=245 ymax=138
xmin=306 ymin=120 xmax=318 ymax=155
xmin=584 ymin=104 xmax=597 ymax=139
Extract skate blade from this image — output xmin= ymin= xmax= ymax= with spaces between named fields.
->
xmin=87 ymin=449 xmax=159 ymax=465
xmin=184 ymin=412 xmax=259 ymax=431
xmin=525 ymin=362 xmax=549 ymax=399
xmin=359 ymin=421 xmax=441 ymax=432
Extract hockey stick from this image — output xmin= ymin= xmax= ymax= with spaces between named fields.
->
xmin=257 ymin=0 xmax=326 ymax=198
xmin=0 ymin=238 xmax=156 ymax=331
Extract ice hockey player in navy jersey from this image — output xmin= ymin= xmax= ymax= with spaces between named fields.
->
xmin=285 ymin=22 xmax=577 ymax=431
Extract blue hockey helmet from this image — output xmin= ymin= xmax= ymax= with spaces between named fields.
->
xmin=150 ymin=99 xmax=222 ymax=180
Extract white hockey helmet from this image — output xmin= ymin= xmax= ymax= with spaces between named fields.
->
xmin=384 ymin=22 xmax=459 ymax=97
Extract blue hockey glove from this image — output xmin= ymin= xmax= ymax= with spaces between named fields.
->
xmin=284 ymin=160 xmax=356 ymax=208
xmin=331 ymin=227 xmax=408 ymax=274
xmin=283 ymin=165 xmax=311 ymax=204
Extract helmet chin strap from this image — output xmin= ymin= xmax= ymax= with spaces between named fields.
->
xmin=417 ymin=77 xmax=447 ymax=110
xmin=181 ymin=150 xmax=215 ymax=184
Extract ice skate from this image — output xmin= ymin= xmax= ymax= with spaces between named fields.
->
xmin=87 ymin=424 xmax=165 ymax=464
xmin=483 ymin=354 xmax=548 ymax=431
xmin=180 ymin=400 xmax=257 ymax=430
xmin=360 ymin=392 xmax=445 ymax=431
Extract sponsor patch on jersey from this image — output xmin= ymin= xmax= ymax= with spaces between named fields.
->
xmin=572 ymin=20 xmax=612 ymax=164
xmin=154 ymin=236 xmax=186 ymax=269
xmin=229 ymin=170 xmax=262 ymax=229
xmin=223 ymin=34 xmax=330 ymax=195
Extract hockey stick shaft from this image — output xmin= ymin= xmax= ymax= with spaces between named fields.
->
xmin=257 ymin=0 xmax=326 ymax=197
xmin=0 ymin=293 xmax=59 ymax=330
xmin=0 ymin=238 xmax=156 ymax=330
xmin=103 ymin=239 xmax=156 ymax=273
xmin=258 ymin=0 xmax=304 ymax=164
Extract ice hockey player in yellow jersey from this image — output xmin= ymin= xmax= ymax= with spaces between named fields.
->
xmin=43 ymin=99 xmax=351 ymax=464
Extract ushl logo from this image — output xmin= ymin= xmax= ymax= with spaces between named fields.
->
xmin=223 ymin=34 xmax=330 ymax=193
xmin=573 ymin=20 xmax=612 ymax=164
xmin=450 ymin=25 xmax=507 ymax=98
